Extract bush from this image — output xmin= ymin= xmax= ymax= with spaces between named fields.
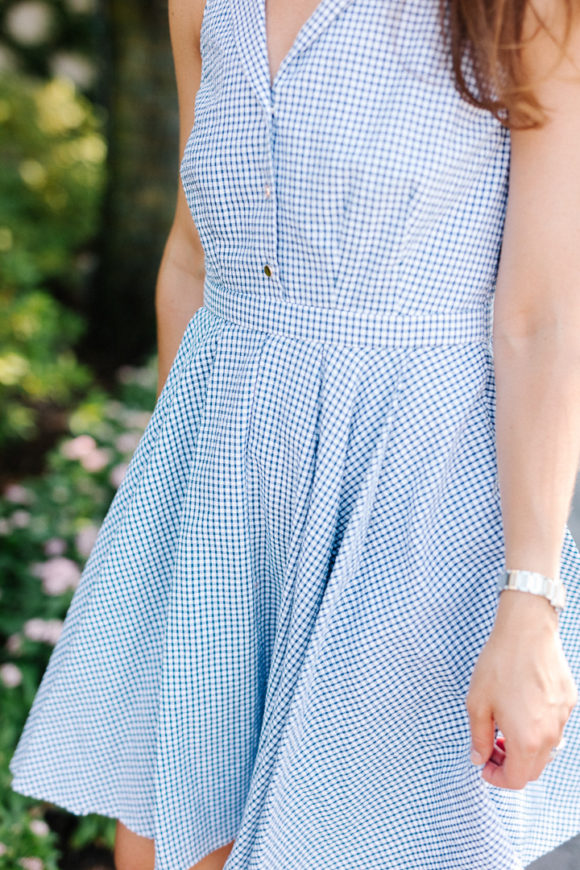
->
xmin=0 ymin=72 xmax=106 ymax=449
xmin=0 ymin=356 xmax=157 ymax=868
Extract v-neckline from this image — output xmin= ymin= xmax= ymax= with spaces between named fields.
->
xmin=264 ymin=0 xmax=327 ymax=91
xmin=229 ymin=0 xmax=358 ymax=113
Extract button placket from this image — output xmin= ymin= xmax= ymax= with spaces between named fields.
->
xmin=261 ymin=102 xmax=278 ymax=282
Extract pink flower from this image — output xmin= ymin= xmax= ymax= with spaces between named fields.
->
xmin=61 ymin=433 xmax=112 ymax=473
xmin=23 ymin=618 xmax=64 ymax=645
xmin=75 ymin=524 xmax=99 ymax=558
xmin=115 ymin=431 xmax=142 ymax=454
xmin=60 ymin=434 xmax=97 ymax=460
xmin=43 ymin=620 xmax=64 ymax=645
xmin=75 ymin=525 xmax=99 ymax=559
xmin=79 ymin=447 xmax=111 ymax=472
xmin=19 ymin=858 xmax=44 ymax=870
xmin=29 ymin=819 xmax=50 ymax=837
xmin=43 ymin=537 xmax=67 ymax=556
xmin=31 ymin=557 xmax=81 ymax=595
xmin=23 ymin=619 xmax=48 ymax=642
xmin=0 ymin=662 xmax=22 ymax=687
xmin=3 ymin=483 xmax=33 ymax=504
xmin=116 ymin=364 xmax=137 ymax=384
xmin=6 ymin=633 xmax=22 ymax=653
xmin=109 ymin=462 xmax=129 ymax=489
xmin=10 ymin=509 xmax=31 ymax=529
xmin=0 ymin=843 xmax=7 ymax=856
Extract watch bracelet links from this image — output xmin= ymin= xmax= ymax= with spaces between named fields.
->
xmin=497 ymin=569 xmax=567 ymax=615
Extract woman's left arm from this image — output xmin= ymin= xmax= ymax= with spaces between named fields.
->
xmin=466 ymin=0 xmax=580 ymax=789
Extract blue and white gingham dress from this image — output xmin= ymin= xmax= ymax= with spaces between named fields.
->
xmin=9 ymin=0 xmax=580 ymax=867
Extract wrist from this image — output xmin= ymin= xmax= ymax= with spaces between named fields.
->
xmin=496 ymin=567 xmax=566 ymax=618
xmin=504 ymin=545 xmax=561 ymax=583
xmin=495 ymin=588 xmax=560 ymax=632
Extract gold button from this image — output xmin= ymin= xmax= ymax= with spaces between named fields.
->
xmin=263 ymin=264 xmax=272 ymax=277
xmin=264 ymin=184 xmax=272 ymax=198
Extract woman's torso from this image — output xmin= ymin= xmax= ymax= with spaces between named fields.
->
xmin=180 ymin=0 xmax=511 ymax=317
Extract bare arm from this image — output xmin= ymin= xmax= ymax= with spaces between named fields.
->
xmin=493 ymin=1 xmax=580 ymax=594
xmin=466 ymin=0 xmax=580 ymax=791
xmin=155 ymin=0 xmax=206 ymax=399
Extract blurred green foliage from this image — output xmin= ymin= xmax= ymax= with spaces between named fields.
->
xmin=0 ymin=71 xmax=106 ymax=448
xmin=0 ymin=357 xmax=157 ymax=867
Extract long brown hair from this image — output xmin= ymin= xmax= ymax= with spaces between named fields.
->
xmin=439 ymin=0 xmax=580 ymax=130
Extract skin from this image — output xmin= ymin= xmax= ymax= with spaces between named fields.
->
xmin=113 ymin=819 xmax=234 ymax=870
xmin=466 ymin=0 xmax=580 ymax=788
xmin=118 ymin=0 xmax=580 ymax=864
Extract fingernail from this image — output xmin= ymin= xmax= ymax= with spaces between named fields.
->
xmin=470 ymin=747 xmax=483 ymax=765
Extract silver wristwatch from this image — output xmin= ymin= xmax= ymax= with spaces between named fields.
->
xmin=497 ymin=569 xmax=567 ymax=616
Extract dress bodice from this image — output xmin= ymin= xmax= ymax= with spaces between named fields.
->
xmin=180 ymin=0 xmax=510 ymax=318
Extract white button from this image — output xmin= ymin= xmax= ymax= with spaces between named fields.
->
xmin=264 ymin=184 xmax=272 ymax=198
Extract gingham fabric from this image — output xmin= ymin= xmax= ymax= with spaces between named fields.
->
xmin=9 ymin=0 xmax=580 ymax=867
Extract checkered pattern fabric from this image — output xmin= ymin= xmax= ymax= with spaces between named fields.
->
xmin=9 ymin=0 xmax=580 ymax=867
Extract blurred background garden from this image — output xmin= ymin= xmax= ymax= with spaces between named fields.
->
xmin=0 ymin=0 xmax=180 ymax=866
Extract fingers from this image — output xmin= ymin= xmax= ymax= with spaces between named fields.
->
xmin=465 ymin=690 xmax=569 ymax=788
xmin=465 ymin=694 xmax=495 ymax=766
xmin=464 ymin=624 xmax=578 ymax=790
xmin=489 ymin=734 xmax=506 ymax=766
xmin=480 ymin=738 xmax=538 ymax=789
xmin=479 ymin=725 xmax=567 ymax=789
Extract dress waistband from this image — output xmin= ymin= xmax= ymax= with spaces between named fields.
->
xmin=203 ymin=278 xmax=493 ymax=349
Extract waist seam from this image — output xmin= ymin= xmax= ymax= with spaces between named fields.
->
xmin=203 ymin=279 xmax=493 ymax=349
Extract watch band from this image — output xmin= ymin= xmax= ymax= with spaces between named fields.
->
xmin=497 ymin=569 xmax=567 ymax=615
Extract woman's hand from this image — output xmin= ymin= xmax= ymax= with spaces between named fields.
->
xmin=465 ymin=589 xmax=578 ymax=789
